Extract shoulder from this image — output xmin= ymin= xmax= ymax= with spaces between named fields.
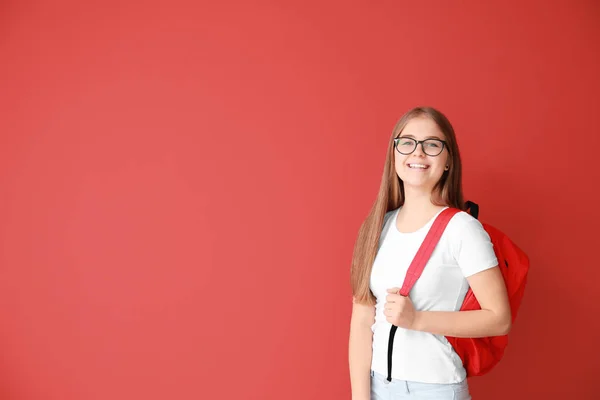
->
xmin=382 ymin=207 xmax=399 ymax=228
xmin=444 ymin=209 xmax=494 ymax=253
xmin=445 ymin=209 xmax=498 ymax=275
xmin=443 ymin=209 xmax=492 ymax=246
xmin=446 ymin=209 xmax=484 ymax=233
xmin=378 ymin=208 xmax=399 ymax=243
xmin=383 ymin=208 xmax=397 ymax=223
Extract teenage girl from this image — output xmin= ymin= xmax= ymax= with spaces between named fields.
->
xmin=348 ymin=107 xmax=511 ymax=400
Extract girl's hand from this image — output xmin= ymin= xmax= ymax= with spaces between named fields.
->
xmin=384 ymin=287 xmax=416 ymax=329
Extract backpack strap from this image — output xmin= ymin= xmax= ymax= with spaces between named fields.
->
xmin=399 ymin=207 xmax=461 ymax=296
xmin=465 ymin=200 xmax=479 ymax=220
xmin=386 ymin=206 xmax=460 ymax=382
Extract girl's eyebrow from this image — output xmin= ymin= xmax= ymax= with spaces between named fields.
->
xmin=398 ymin=134 xmax=443 ymax=140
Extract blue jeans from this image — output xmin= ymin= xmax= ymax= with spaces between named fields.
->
xmin=370 ymin=370 xmax=472 ymax=400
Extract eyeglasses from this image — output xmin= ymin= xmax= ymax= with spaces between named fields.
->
xmin=393 ymin=137 xmax=447 ymax=156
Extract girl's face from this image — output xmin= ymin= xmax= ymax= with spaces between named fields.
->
xmin=394 ymin=117 xmax=449 ymax=193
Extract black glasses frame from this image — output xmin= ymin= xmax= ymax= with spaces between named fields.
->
xmin=393 ymin=137 xmax=448 ymax=156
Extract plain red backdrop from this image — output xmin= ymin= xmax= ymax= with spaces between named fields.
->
xmin=1 ymin=0 xmax=599 ymax=399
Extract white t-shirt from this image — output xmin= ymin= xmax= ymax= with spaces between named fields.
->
xmin=369 ymin=206 xmax=498 ymax=384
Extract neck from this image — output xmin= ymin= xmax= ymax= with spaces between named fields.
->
xmin=401 ymin=186 xmax=443 ymax=214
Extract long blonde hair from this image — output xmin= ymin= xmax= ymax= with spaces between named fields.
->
xmin=350 ymin=106 xmax=465 ymax=305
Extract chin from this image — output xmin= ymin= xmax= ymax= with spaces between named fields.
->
xmin=401 ymin=179 xmax=435 ymax=191
xmin=399 ymin=172 xmax=443 ymax=189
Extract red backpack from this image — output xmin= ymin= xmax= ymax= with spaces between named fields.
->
xmin=386 ymin=201 xmax=530 ymax=381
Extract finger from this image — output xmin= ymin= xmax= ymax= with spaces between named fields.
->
xmin=387 ymin=287 xmax=401 ymax=294
xmin=384 ymin=305 xmax=398 ymax=314
xmin=385 ymin=305 xmax=399 ymax=313
xmin=386 ymin=293 xmax=402 ymax=303
xmin=386 ymin=294 xmax=398 ymax=303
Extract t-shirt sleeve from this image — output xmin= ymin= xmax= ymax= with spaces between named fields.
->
xmin=452 ymin=219 xmax=499 ymax=277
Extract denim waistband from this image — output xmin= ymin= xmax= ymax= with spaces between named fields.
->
xmin=370 ymin=369 xmax=468 ymax=389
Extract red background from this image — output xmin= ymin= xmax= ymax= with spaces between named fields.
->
xmin=1 ymin=1 xmax=599 ymax=399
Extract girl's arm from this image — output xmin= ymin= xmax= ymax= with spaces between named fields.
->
xmin=412 ymin=266 xmax=511 ymax=337
xmin=348 ymin=298 xmax=375 ymax=400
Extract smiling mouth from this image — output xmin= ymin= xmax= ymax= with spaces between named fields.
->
xmin=407 ymin=163 xmax=430 ymax=169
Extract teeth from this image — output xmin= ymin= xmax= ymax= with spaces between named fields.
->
xmin=409 ymin=164 xmax=428 ymax=169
